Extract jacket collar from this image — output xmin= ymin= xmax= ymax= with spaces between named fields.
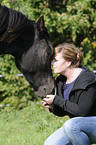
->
xmin=58 ymin=65 xmax=96 ymax=91
xmin=72 ymin=65 xmax=96 ymax=90
xmin=72 ymin=69 xmax=96 ymax=91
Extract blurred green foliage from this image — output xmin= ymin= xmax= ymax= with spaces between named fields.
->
xmin=0 ymin=0 xmax=96 ymax=109
xmin=0 ymin=55 xmax=36 ymax=109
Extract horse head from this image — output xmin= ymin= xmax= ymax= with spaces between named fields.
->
xmin=0 ymin=5 xmax=54 ymax=98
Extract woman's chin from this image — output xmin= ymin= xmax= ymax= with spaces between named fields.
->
xmin=53 ymin=69 xmax=56 ymax=73
xmin=54 ymin=70 xmax=59 ymax=74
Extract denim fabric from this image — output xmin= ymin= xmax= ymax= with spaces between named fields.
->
xmin=44 ymin=117 xmax=96 ymax=145
xmin=43 ymin=126 xmax=72 ymax=145
xmin=63 ymin=117 xmax=96 ymax=145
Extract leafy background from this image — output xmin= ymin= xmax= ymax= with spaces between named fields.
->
xmin=0 ymin=0 xmax=96 ymax=109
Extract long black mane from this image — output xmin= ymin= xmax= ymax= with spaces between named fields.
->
xmin=0 ymin=5 xmax=32 ymax=43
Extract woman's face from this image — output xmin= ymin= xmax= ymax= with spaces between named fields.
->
xmin=52 ymin=53 xmax=69 ymax=75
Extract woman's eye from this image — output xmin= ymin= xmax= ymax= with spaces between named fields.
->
xmin=55 ymin=59 xmax=58 ymax=62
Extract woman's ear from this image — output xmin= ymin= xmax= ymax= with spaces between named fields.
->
xmin=66 ymin=61 xmax=71 ymax=67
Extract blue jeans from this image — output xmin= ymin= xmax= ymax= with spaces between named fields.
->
xmin=43 ymin=117 xmax=96 ymax=145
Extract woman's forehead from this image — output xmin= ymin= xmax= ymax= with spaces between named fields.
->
xmin=55 ymin=52 xmax=63 ymax=59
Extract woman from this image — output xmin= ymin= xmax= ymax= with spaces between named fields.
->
xmin=42 ymin=43 xmax=96 ymax=145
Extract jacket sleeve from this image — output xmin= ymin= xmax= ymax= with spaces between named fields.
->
xmin=53 ymin=83 xmax=96 ymax=117
xmin=49 ymin=76 xmax=67 ymax=117
xmin=49 ymin=104 xmax=67 ymax=117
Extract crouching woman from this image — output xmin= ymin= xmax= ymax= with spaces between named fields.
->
xmin=42 ymin=43 xmax=96 ymax=145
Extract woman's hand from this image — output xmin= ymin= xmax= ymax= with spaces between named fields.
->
xmin=43 ymin=95 xmax=55 ymax=104
xmin=41 ymin=95 xmax=55 ymax=109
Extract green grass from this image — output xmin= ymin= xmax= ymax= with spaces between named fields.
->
xmin=0 ymin=99 xmax=69 ymax=145
xmin=0 ymin=99 xmax=95 ymax=145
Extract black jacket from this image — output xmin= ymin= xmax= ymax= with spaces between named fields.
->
xmin=51 ymin=66 xmax=96 ymax=118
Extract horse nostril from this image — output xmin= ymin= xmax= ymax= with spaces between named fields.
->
xmin=44 ymin=87 xmax=46 ymax=91
xmin=44 ymin=87 xmax=47 ymax=95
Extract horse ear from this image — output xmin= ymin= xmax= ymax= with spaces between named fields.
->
xmin=37 ymin=15 xmax=44 ymax=32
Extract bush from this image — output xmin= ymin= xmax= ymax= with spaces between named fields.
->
xmin=0 ymin=0 xmax=96 ymax=109
xmin=0 ymin=55 xmax=36 ymax=109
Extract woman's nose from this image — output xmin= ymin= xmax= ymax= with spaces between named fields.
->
xmin=51 ymin=60 xmax=55 ymax=65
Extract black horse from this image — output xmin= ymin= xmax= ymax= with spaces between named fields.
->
xmin=0 ymin=5 xmax=54 ymax=97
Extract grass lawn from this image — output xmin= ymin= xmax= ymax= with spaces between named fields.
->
xmin=0 ymin=99 xmax=95 ymax=145
xmin=0 ymin=99 xmax=69 ymax=145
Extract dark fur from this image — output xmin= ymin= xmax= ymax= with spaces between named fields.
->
xmin=0 ymin=5 xmax=54 ymax=97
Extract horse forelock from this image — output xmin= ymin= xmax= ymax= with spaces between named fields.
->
xmin=0 ymin=5 xmax=30 ymax=43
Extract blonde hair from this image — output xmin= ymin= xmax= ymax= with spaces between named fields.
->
xmin=55 ymin=43 xmax=83 ymax=67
